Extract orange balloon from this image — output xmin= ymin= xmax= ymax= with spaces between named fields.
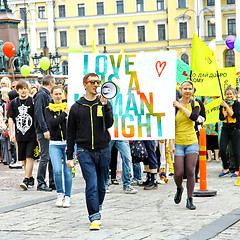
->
xmin=2 ymin=42 xmax=15 ymax=58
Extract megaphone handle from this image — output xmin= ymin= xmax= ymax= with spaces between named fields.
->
xmin=102 ymin=105 xmax=106 ymax=132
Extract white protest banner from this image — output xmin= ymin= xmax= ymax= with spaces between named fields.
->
xmin=68 ymin=52 xmax=176 ymax=140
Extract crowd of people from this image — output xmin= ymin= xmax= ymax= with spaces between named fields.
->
xmin=0 ymin=75 xmax=239 ymax=231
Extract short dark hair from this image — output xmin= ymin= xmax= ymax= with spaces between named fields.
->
xmin=42 ymin=75 xmax=55 ymax=86
xmin=83 ymin=73 xmax=99 ymax=84
xmin=51 ymin=85 xmax=63 ymax=94
xmin=16 ymin=80 xmax=29 ymax=91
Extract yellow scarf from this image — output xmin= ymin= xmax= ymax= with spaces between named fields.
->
xmin=48 ymin=102 xmax=68 ymax=112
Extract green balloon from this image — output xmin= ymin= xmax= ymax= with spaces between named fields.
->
xmin=20 ymin=65 xmax=31 ymax=77
xmin=39 ymin=57 xmax=51 ymax=71
xmin=68 ymin=43 xmax=84 ymax=53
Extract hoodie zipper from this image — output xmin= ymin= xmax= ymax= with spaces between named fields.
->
xmin=82 ymin=103 xmax=99 ymax=149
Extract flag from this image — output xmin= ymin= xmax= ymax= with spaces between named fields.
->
xmin=189 ymin=67 xmax=236 ymax=96
xmin=92 ymin=40 xmax=99 ymax=53
xmin=191 ymin=33 xmax=217 ymax=72
xmin=176 ymin=58 xmax=190 ymax=84
xmin=204 ymin=97 xmax=222 ymax=125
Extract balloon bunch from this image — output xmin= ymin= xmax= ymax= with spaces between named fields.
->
xmin=226 ymin=35 xmax=240 ymax=52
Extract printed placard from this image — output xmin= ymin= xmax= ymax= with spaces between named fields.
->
xmin=68 ymin=52 xmax=176 ymax=140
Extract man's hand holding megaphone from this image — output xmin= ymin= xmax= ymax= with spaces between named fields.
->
xmin=99 ymin=95 xmax=108 ymax=105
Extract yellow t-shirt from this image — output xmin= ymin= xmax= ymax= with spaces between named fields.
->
xmin=175 ymin=101 xmax=199 ymax=145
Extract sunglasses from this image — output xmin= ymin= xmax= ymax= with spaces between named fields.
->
xmin=85 ymin=80 xmax=101 ymax=85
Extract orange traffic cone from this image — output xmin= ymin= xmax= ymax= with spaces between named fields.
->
xmin=234 ymin=168 xmax=240 ymax=186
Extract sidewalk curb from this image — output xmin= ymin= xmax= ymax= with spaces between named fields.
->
xmin=0 ymin=189 xmax=83 ymax=214
xmin=184 ymin=208 xmax=240 ymax=240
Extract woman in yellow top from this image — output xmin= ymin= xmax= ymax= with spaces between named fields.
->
xmin=219 ymin=86 xmax=240 ymax=177
xmin=170 ymin=81 xmax=199 ymax=210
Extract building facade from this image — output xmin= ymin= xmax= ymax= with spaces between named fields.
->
xmin=6 ymin=0 xmax=240 ymax=74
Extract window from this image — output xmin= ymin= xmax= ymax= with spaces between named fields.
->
xmin=136 ymin=0 xmax=144 ymax=12
xmin=20 ymin=7 xmax=27 ymax=21
xmin=181 ymin=53 xmax=189 ymax=65
xmin=60 ymin=31 xmax=67 ymax=47
xmin=179 ymin=22 xmax=187 ymax=39
xmin=227 ymin=0 xmax=235 ymax=4
xmin=225 ymin=50 xmax=235 ymax=67
xmin=138 ymin=26 xmax=145 ymax=42
xmin=39 ymin=32 xmax=47 ymax=48
xmin=97 ymin=2 xmax=104 ymax=15
xmin=178 ymin=0 xmax=186 ymax=8
xmin=157 ymin=0 xmax=164 ymax=10
xmin=58 ymin=5 xmax=66 ymax=18
xmin=228 ymin=19 xmax=236 ymax=35
xmin=118 ymin=27 xmax=125 ymax=43
xmin=158 ymin=24 xmax=166 ymax=41
xmin=207 ymin=0 xmax=215 ymax=5
xmin=62 ymin=61 xmax=68 ymax=75
xmin=79 ymin=30 xmax=87 ymax=46
xmin=98 ymin=28 xmax=105 ymax=44
xmin=38 ymin=6 xmax=45 ymax=19
xmin=208 ymin=21 xmax=215 ymax=37
xmin=78 ymin=4 xmax=85 ymax=16
xmin=116 ymin=1 xmax=124 ymax=14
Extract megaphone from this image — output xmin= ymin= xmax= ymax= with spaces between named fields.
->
xmin=96 ymin=82 xmax=117 ymax=99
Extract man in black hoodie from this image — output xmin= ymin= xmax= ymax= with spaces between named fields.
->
xmin=66 ymin=73 xmax=113 ymax=231
xmin=34 ymin=75 xmax=55 ymax=191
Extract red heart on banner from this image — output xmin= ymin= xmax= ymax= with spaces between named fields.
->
xmin=182 ymin=71 xmax=188 ymax=76
xmin=155 ymin=61 xmax=166 ymax=77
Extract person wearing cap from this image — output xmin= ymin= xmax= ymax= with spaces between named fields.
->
xmin=66 ymin=73 xmax=113 ymax=231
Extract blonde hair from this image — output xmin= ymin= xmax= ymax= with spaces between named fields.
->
xmin=179 ymin=80 xmax=194 ymax=90
xmin=224 ymin=85 xmax=235 ymax=96
xmin=1 ymin=87 xmax=11 ymax=101
xmin=1 ymin=77 xmax=11 ymax=88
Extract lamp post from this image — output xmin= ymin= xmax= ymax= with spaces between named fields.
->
xmin=32 ymin=49 xmax=61 ymax=74
xmin=183 ymin=7 xmax=215 ymax=38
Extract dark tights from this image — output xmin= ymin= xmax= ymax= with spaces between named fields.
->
xmin=174 ymin=153 xmax=198 ymax=198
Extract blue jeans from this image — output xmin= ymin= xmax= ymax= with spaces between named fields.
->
xmin=143 ymin=140 xmax=158 ymax=169
xmin=77 ymin=147 xmax=111 ymax=222
xmin=109 ymin=140 xmax=132 ymax=189
xmin=133 ymin=163 xmax=141 ymax=180
xmin=175 ymin=142 xmax=199 ymax=156
xmin=49 ymin=144 xmax=72 ymax=197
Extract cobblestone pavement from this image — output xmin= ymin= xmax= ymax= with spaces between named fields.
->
xmin=0 ymin=160 xmax=240 ymax=240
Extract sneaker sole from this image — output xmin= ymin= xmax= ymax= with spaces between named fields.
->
xmin=219 ymin=173 xmax=230 ymax=177
xmin=124 ymin=191 xmax=138 ymax=194
xmin=63 ymin=205 xmax=70 ymax=208
xmin=20 ymin=183 xmax=28 ymax=190
xmin=9 ymin=166 xmax=23 ymax=169
xmin=144 ymin=186 xmax=158 ymax=190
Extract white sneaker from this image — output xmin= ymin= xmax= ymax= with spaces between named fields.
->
xmin=106 ymin=186 xmax=110 ymax=193
xmin=63 ymin=196 xmax=71 ymax=208
xmin=56 ymin=193 xmax=64 ymax=207
xmin=9 ymin=161 xmax=22 ymax=169
xmin=124 ymin=185 xmax=138 ymax=194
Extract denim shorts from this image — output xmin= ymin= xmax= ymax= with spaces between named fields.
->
xmin=175 ymin=142 xmax=199 ymax=156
